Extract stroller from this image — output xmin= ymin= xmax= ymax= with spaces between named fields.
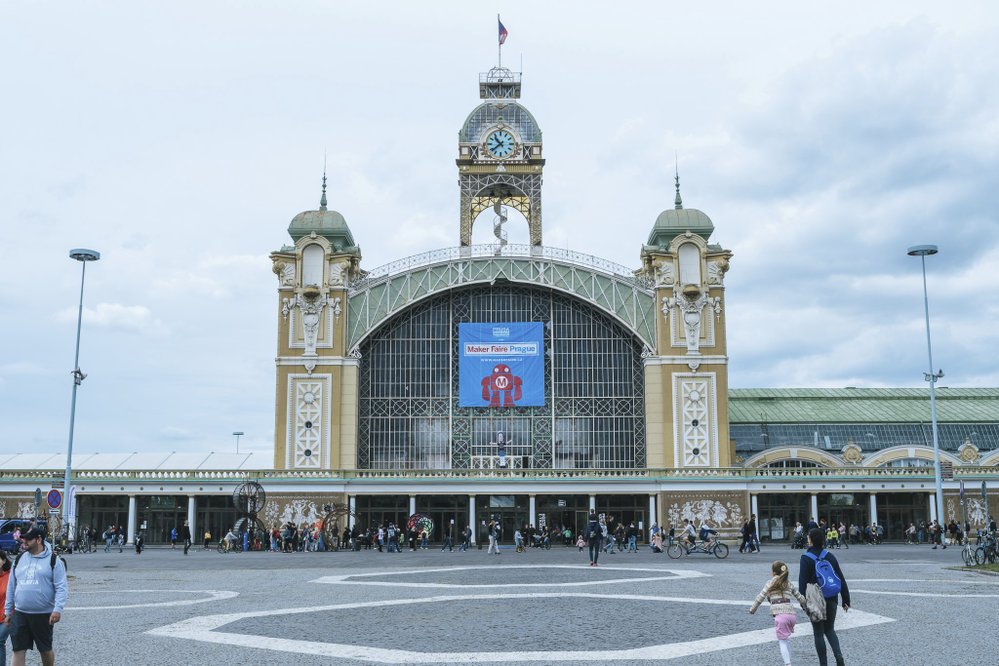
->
xmin=791 ymin=531 xmax=807 ymax=549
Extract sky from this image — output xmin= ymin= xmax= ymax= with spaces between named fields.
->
xmin=2 ymin=2 xmax=998 ymax=456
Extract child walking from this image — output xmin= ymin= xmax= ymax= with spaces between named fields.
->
xmin=748 ymin=560 xmax=808 ymax=666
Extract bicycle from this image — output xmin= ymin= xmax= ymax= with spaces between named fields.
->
xmin=975 ymin=533 xmax=997 ymax=565
xmin=961 ymin=540 xmax=977 ymax=566
xmin=667 ymin=535 xmax=729 ymax=559
xmin=217 ymin=538 xmax=240 ymax=553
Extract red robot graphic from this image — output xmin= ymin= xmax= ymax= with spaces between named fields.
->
xmin=481 ymin=364 xmax=523 ymax=407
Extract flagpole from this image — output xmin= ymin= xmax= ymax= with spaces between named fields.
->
xmin=497 ymin=14 xmax=502 ymax=68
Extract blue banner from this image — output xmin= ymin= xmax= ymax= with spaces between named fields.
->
xmin=458 ymin=322 xmax=545 ymax=408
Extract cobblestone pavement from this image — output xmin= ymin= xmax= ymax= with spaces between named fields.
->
xmin=22 ymin=542 xmax=995 ymax=665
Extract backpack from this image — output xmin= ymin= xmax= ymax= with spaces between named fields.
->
xmin=14 ymin=551 xmax=67 ymax=575
xmin=805 ymin=549 xmax=841 ymax=598
xmin=587 ymin=521 xmax=601 ymax=539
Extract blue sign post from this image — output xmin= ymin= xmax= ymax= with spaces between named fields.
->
xmin=458 ymin=323 xmax=545 ymax=408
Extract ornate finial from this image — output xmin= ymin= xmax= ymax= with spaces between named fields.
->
xmin=674 ymin=155 xmax=683 ymax=210
xmin=320 ymin=171 xmax=328 ymax=211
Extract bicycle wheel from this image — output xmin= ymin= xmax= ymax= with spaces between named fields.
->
xmin=713 ymin=542 xmax=729 ymax=559
xmin=962 ymin=546 xmax=974 ymax=566
xmin=667 ymin=544 xmax=684 ymax=559
xmin=974 ymin=546 xmax=986 ymax=565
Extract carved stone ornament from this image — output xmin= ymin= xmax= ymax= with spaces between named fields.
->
xmin=327 ymin=264 xmax=345 ymax=288
xmin=304 ymin=359 xmax=317 ymax=375
xmin=841 ymin=441 xmax=864 ymax=465
xmin=706 ymin=258 xmax=729 ymax=286
xmin=330 ymin=297 xmax=342 ymax=322
xmin=347 ymin=345 xmax=362 ymax=359
xmin=655 ymin=261 xmax=675 ymax=287
xmin=272 ymin=260 xmax=296 ymax=287
xmin=282 ymin=294 xmax=328 ymax=356
xmin=640 ymin=344 xmax=655 ymax=359
xmin=687 ymin=359 xmax=701 ymax=372
xmin=957 ymin=439 xmax=980 ymax=464
xmin=665 ymin=287 xmax=722 ymax=354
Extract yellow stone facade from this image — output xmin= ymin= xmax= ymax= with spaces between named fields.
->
xmin=271 ymin=232 xmax=360 ymax=471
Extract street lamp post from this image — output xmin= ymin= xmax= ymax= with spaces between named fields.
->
xmin=64 ymin=249 xmax=101 ymax=545
xmin=907 ymin=244 xmax=945 ymax=548
xmin=233 ymin=431 xmax=244 ymax=454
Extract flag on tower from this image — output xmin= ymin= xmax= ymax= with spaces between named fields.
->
xmin=498 ymin=17 xmax=509 ymax=45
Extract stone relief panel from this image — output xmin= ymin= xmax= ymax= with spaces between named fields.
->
xmin=662 ymin=491 xmax=747 ymax=531
xmin=261 ymin=495 xmax=346 ymax=528
xmin=287 ymin=375 xmax=330 ymax=469
xmin=0 ymin=498 xmax=36 ymax=518
xmin=673 ymin=374 xmax=718 ymax=467
xmin=945 ymin=494 xmax=999 ymax=528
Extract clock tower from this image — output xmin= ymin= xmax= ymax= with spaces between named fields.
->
xmin=457 ymin=66 xmax=545 ymax=246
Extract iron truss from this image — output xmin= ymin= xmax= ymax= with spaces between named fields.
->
xmin=347 ymin=245 xmax=657 ymax=352
xmin=459 ymin=172 xmax=542 ymax=246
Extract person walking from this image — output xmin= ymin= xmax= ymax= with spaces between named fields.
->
xmin=460 ymin=525 xmax=471 ymax=552
xmin=4 ymin=527 xmax=69 ymax=666
xmin=0 ymin=551 xmax=11 ymax=665
xmin=180 ymin=520 xmax=192 ymax=555
xmin=749 ymin=560 xmax=808 ymax=666
xmin=487 ymin=519 xmax=500 ymax=555
xmin=626 ymin=522 xmax=638 ymax=553
xmin=799 ymin=527 xmax=850 ymax=666
xmin=441 ymin=524 xmax=454 ymax=552
xmin=586 ymin=513 xmax=602 ymax=566
xmin=749 ymin=514 xmax=761 ymax=553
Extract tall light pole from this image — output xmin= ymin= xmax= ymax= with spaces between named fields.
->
xmin=907 ymin=244 xmax=945 ymax=548
xmin=64 ymin=248 xmax=101 ymax=544
xmin=233 ymin=431 xmax=244 ymax=454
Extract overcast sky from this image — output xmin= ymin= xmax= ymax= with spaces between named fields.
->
xmin=2 ymin=2 xmax=997 ymax=457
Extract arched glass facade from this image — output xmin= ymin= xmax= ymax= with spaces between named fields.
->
xmin=357 ymin=284 xmax=646 ymax=470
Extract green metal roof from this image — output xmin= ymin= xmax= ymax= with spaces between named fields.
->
xmin=728 ymin=388 xmax=999 ymax=424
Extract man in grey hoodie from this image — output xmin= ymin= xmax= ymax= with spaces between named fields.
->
xmin=4 ymin=527 xmax=68 ymax=666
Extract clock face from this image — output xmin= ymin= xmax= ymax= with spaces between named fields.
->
xmin=486 ymin=129 xmax=515 ymax=158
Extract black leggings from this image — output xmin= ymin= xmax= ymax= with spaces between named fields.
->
xmin=811 ymin=598 xmax=843 ymax=665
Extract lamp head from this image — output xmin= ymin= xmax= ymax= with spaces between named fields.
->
xmin=906 ymin=244 xmax=938 ymax=257
xmin=69 ymin=248 xmax=101 ymax=262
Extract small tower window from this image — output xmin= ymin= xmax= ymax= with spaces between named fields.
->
xmin=302 ymin=244 xmax=324 ymax=287
xmin=678 ymin=243 xmax=701 ymax=286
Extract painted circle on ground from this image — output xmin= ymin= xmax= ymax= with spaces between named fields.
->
xmin=68 ymin=589 xmax=239 ymax=610
xmin=148 ymin=592 xmax=894 ymax=662
xmin=313 ymin=564 xmax=709 ymax=588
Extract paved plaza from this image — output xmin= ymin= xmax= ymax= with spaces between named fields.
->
xmin=22 ymin=542 xmax=995 ymax=665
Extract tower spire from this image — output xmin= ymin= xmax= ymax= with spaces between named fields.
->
xmin=320 ymin=155 xmax=328 ymax=211
xmin=674 ymin=155 xmax=683 ymax=210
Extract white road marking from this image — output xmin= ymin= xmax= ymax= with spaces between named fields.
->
xmin=147 ymin=593 xmax=894 ymax=663
xmin=68 ymin=589 xmax=239 ymax=610
xmin=313 ymin=564 xmax=709 ymax=588
xmin=850 ymin=578 xmax=999 ymax=597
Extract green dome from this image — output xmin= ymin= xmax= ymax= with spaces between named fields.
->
xmin=647 ymin=208 xmax=714 ymax=248
xmin=288 ymin=208 xmax=357 ymax=251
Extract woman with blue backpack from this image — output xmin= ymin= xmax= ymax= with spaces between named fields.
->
xmin=798 ymin=527 xmax=850 ymax=666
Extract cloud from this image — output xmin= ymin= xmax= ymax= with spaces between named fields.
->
xmin=55 ymin=302 xmax=167 ymax=334
xmin=160 ymin=426 xmax=194 ymax=440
